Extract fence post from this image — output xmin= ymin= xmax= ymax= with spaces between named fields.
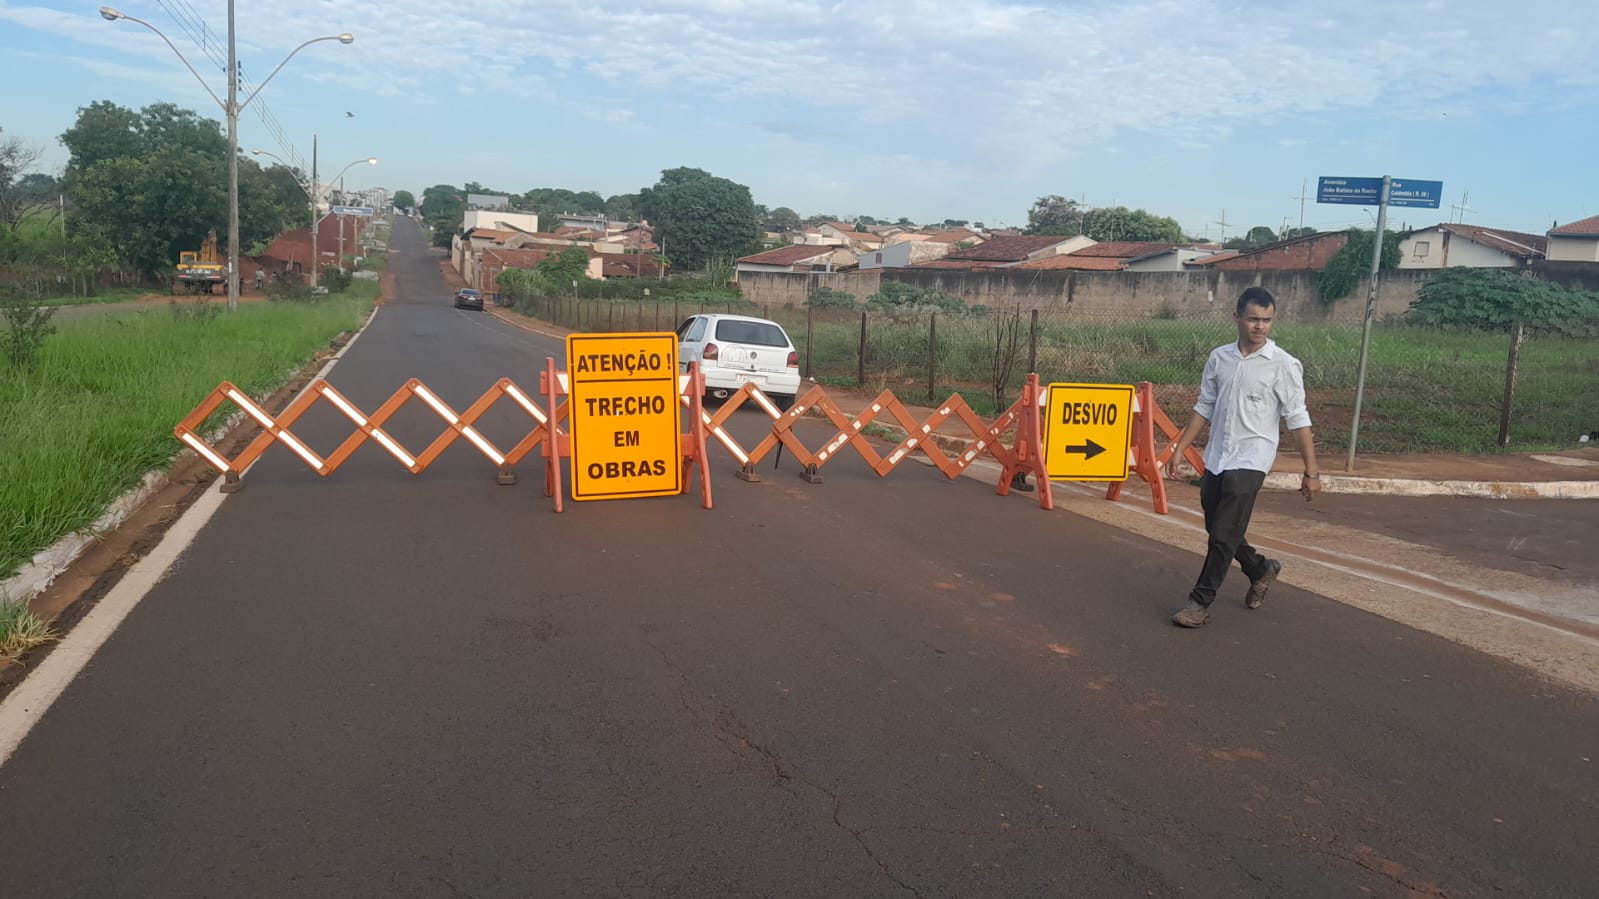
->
xmin=928 ymin=313 xmax=937 ymax=403
xmin=1497 ymin=319 xmax=1525 ymax=447
xmin=608 ymin=302 xmax=614 ymax=331
xmin=1028 ymin=308 xmax=1038 ymax=374
xmin=805 ymin=303 xmax=814 ymax=379
xmin=858 ymin=310 xmax=867 ymax=386
xmin=655 ymin=300 xmax=660 ymax=331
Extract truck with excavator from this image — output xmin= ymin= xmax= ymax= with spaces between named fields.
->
xmin=175 ymin=230 xmax=226 ymax=293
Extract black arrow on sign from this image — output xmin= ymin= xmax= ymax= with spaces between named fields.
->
xmin=1065 ymin=438 xmax=1105 ymax=460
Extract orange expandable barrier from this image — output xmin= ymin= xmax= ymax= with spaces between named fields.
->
xmin=174 ymin=368 xmax=1056 ymax=511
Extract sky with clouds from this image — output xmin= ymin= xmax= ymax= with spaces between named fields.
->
xmin=4 ymin=0 xmax=1598 ymax=238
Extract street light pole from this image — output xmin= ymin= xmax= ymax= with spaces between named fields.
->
xmin=101 ymin=5 xmax=352 ymax=311
xmin=226 ymin=0 xmax=239 ymax=310
xmin=328 ymin=156 xmax=378 ymax=275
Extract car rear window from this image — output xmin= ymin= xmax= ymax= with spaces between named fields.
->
xmin=714 ymin=320 xmax=788 ymax=347
xmin=461 ymin=289 xmax=481 ymax=296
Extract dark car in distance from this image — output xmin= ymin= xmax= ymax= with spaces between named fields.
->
xmin=454 ymin=287 xmax=484 ymax=310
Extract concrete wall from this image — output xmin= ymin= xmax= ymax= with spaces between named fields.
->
xmin=737 ymin=267 xmax=1437 ymax=323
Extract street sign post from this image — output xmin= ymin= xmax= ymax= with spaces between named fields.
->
xmin=565 ymin=332 xmax=682 ymax=501
xmin=1316 ymin=177 xmax=1443 ymax=209
xmin=1042 ymin=383 xmax=1135 ymax=482
xmin=1316 ymin=174 xmax=1442 ymax=471
xmin=330 ymin=204 xmax=375 ymax=216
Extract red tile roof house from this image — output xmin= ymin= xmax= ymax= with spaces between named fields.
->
xmin=1014 ymin=241 xmax=1186 ymax=272
xmin=736 ymin=245 xmax=856 ymax=276
xmin=908 ymin=234 xmax=1082 ymax=271
xmin=1396 ymin=223 xmax=1546 ymax=269
xmin=1546 ymin=215 xmax=1599 ymax=262
xmin=1199 ymin=231 xmax=1349 ymax=271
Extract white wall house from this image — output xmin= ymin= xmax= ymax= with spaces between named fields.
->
xmin=1397 ymin=224 xmax=1546 ymax=269
xmin=736 ymin=245 xmax=854 ymax=277
xmin=462 ymin=210 xmax=539 ymax=234
xmin=1546 ymin=215 xmax=1599 ymax=262
xmin=857 ymin=240 xmax=958 ymax=270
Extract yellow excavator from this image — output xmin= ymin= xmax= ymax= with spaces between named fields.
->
xmin=175 ymin=230 xmax=225 ymax=293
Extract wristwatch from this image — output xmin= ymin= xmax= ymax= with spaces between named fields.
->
xmin=1302 ymin=473 xmax=1320 ymax=479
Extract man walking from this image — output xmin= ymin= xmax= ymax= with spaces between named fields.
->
xmin=1166 ymin=287 xmax=1320 ymax=628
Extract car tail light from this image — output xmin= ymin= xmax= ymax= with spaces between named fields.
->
xmin=787 ymin=350 xmax=799 ymax=368
xmin=703 ymin=342 xmax=719 ymax=360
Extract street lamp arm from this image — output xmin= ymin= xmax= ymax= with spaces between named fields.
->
xmin=238 ymin=33 xmax=354 ymax=113
xmin=105 ymin=11 xmax=227 ymax=112
xmin=250 ymin=149 xmax=317 ymax=203
xmin=332 ymin=157 xmax=378 ymax=183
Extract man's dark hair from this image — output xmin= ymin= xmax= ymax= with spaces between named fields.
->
xmin=1236 ymin=286 xmax=1275 ymax=315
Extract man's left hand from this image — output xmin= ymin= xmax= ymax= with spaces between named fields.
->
xmin=1300 ymin=475 xmax=1321 ymax=501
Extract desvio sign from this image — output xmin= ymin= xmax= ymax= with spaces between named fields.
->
xmin=1316 ymin=177 xmax=1443 ymax=209
xmin=565 ymin=332 xmax=682 ymax=501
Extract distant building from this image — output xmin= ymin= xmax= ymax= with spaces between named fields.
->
xmin=1397 ymin=224 xmax=1546 ymax=269
xmin=467 ymin=193 xmax=511 ymax=211
xmin=1546 ymin=215 xmax=1599 ymax=263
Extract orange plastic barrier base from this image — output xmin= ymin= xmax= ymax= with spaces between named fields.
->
xmin=1103 ymin=381 xmax=1205 ymax=515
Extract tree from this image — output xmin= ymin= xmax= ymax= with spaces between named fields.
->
xmin=392 ymin=190 xmax=415 ymax=214
xmin=1079 ymin=206 xmax=1185 ymax=243
xmin=1225 ymin=225 xmax=1282 ymax=250
xmin=0 ymin=130 xmax=49 ymax=234
xmin=535 ymin=245 xmax=593 ymax=284
xmin=57 ymin=101 xmax=296 ymax=276
xmin=604 ymin=192 xmax=641 ymax=220
xmin=642 ymin=167 xmax=759 ymax=272
xmin=421 ymin=184 xmax=466 ymax=248
xmin=761 ymin=206 xmax=801 ymax=233
xmin=1026 ymin=195 xmax=1084 ymax=235
xmin=940 ymin=219 xmax=969 ymax=229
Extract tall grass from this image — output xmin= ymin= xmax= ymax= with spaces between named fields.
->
xmin=0 ymin=286 xmax=376 ymax=579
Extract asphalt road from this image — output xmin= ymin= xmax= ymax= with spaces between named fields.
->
xmin=2 ymin=218 xmax=1596 ymax=898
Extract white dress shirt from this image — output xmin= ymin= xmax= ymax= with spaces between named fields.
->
xmin=1193 ymin=338 xmax=1312 ymax=474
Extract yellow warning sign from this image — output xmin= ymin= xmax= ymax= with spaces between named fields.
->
xmin=566 ymin=332 xmax=682 ymax=500
xmin=1043 ymin=382 xmax=1135 ymax=482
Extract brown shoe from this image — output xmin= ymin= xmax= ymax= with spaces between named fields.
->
xmin=1245 ymin=559 xmax=1282 ymax=610
xmin=1171 ymin=601 xmax=1210 ymax=628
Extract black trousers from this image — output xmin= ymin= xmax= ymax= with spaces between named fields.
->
xmin=1189 ymin=469 xmax=1271 ymax=607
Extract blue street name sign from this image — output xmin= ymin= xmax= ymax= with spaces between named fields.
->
xmin=1316 ymin=177 xmax=1443 ymax=209
xmin=331 ymin=205 xmax=375 ymax=216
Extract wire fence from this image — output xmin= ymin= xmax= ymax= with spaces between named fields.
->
xmin=498 ymin=289 xmax=1597 ymax=454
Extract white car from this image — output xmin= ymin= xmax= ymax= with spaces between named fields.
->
xmin=676 ymin=313 xmax=801 ymax=409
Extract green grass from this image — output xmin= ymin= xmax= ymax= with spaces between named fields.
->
xmin=761 ymin=311 xmax=1597 ymax=454
xmin=0 ymin=283 xmax=376 ymax=580
xmin=37 ymin=287 xmax=155 ymax=307
xmin=0 ymin=597 xmax=56 ymax=660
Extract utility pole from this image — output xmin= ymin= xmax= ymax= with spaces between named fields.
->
xmin=1346 ymin=175 xmax=1391 ymax=471
xmin=1214 ymin=209 xmax=1230 ymax=243
xmin=1450 ymin=190 xmax=1475 ymax=224
xmin=310 ymin=134 xmax=319 ymax=286
xmin=1291 ymin=179 xmax=1312 ymax=232
xmin=225 ymin=0 xmax=239 ymax=311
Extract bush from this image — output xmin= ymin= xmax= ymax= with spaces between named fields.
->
xmin=265 ymin=272 xmax=313 ymax=302
xmin=2 ymin=299 xmax=57 ymax=370
xmin=318 ymin=266 xmax=353 ymax=294
xmin=1408 ymin=268 xmax=1599 ymax=337
xmin=865 ymin=280 xmax=966 ymax=313
xmin=808 ymin=287 xmax=858 ymax=308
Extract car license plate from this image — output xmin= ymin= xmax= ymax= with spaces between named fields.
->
xmin=736 ymin=373 xmax=765 ymax=385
